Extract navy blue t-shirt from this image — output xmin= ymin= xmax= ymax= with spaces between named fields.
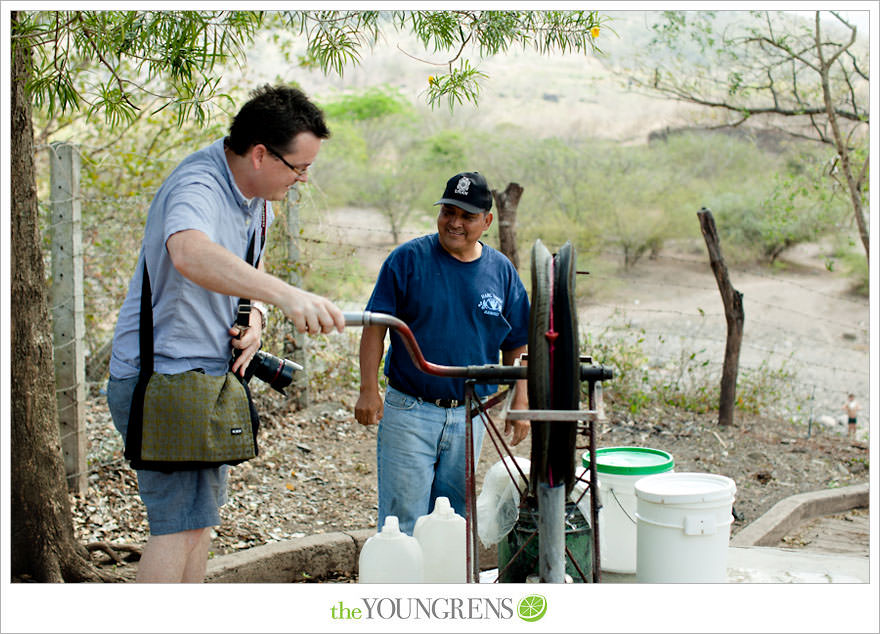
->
xmin=365 ymin=234 xmax=530 ymax=400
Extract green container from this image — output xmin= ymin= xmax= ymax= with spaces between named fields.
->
xmin=497 ymin=502 xmax=593 ymax=583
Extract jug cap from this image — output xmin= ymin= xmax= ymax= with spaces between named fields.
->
xmin=379 ymin=515 xmax=402 ymax=536
xmin=433 ymin=497 xmax=453 ymax=517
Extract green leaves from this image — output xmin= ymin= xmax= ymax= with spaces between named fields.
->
xmin=425 ymin=60 xmax=487 ymax=111
xmin=281 ymin=10 xmax=380 ymax=76
xmin=15 ymin=10 xmax=263 ymax=126
xmin=17 ymin=8 xmax=609 ymax=126
xmin=402 ymin=10 xmax=460 ymax=52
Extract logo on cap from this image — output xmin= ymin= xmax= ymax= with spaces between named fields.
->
xmin=454 ymin=176 xmax=472 ymax=196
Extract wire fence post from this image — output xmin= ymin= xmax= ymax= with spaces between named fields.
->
xmin=49 ymin=142 xmax=88 ymax=494
xmin=285 ymin=185 xmax=310 ymax=409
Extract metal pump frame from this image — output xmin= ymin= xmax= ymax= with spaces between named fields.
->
xmin=343 ymin=310 xmax=612 ymax=583
xmin=460 ymin=356 xmax=610 ymax=583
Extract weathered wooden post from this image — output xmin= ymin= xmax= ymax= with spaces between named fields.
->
xmin=49 ymin=142 xmax=88 ymax=492
xmin=284 ymin=185 xmax=310 ymax=409
xmin=492 ymin=183 xmax=523 ymax=270
xmin=698 ymin=207 xmax=744 ymax=427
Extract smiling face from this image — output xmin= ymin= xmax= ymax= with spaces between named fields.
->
xmin=256 ymin=131 xmax=322 ymax=201
xmin=436 ymin=204 xmax=493 ymax=261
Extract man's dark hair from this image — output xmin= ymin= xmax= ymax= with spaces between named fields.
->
xmin=227 ymin=84 xmax=330 ymax=155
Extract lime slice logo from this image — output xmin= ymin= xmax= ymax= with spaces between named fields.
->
xmin=517 ymin=594 xmax=547 ymax=622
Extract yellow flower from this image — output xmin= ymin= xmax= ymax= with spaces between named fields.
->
xmin=591 ymin=26 xmax=600 ymax=38
xmin=428 ymin=75 xmax=435 ymax=85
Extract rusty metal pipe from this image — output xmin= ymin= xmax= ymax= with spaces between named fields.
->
xmin=344 ymin=311 xmax=527 ymax=381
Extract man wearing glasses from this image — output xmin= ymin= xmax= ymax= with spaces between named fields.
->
xmin=107 ymin=84 xmax=345 ymax=582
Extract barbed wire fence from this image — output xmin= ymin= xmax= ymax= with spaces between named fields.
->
xmin=43 ymin=143 xmax=871 ymax=484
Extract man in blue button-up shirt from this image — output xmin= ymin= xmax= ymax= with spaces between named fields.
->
xmin=108 ymin=85 xmax=345 ymax=582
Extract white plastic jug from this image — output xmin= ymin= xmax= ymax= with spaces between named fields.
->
xmin=414 ymin=497 xmax=466 ymax=583
xmin=358 ymin=516 xmax=424 ymax=583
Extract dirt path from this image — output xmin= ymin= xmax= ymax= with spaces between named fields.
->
xmin=578 ymin=242 xmax=870 ymax=436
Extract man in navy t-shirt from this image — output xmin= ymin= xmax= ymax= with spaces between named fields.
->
xmin=356 ymin=171 xmax=530 ymax=534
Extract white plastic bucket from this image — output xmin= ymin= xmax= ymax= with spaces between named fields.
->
xmin=582 ymin=447 xmax=674 ymax=573
xmin=634 ymin=472 xmax=737 ymax=583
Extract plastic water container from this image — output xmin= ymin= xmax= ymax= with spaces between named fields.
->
xmin=635 ymin=472 xmax=737 ymax=583
xmin=476 ymin=457 xmax=531 ymax=547
xmin=414 ymin=497 xmax=466 ymax=583
xmin=582 ymin=447 xmax=674 ymax=573
xmin=358 ymin=516 xmax=424 ymax=583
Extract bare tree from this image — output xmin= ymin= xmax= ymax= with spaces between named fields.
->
xmin=698 ymin=208 xmax=744 ymax=427
xmin=625 ymin=10 xmax=869 ymax=260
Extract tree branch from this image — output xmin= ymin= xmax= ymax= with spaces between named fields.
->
xmin=75 ymin=14 xmax=139 ymax=113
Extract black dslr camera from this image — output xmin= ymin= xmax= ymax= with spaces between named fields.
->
xmin=232 ymin=305 xmax=302 ymax=394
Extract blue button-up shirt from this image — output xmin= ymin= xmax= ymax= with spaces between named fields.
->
xmin=109 ymin=138 xmax=273 ymax=379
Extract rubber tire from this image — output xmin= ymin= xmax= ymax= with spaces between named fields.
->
xmin=550 ymin=241 xmax=580 ymax=495
xmin=528 ymin=240 xmax=552 ymax=495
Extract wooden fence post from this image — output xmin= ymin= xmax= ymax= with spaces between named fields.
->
xmin=698 ymin=207 xmax=744 ymax=427
xmin=49 ymin=142 xmax=88 ymax=492
xmin=284 ymin=185 xmax=310 ymax=409
xmin=492 ymin=183 xmax=523 ymax=270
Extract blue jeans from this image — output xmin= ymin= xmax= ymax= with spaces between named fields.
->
xmin=377 ymin=385 xmax=485 ymax=535
xmin=107 ymin=375 xmax=229 ymax=535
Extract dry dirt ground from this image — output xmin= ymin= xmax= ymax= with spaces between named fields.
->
xmin=71 ymin=235 xmax=870 ymax=582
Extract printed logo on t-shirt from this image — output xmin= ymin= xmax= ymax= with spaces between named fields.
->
xmin=478 ymin=292 xmax=503 ymax=316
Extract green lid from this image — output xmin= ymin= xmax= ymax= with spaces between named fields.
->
xmin=582 ymin=446 xmax=674 ymax=476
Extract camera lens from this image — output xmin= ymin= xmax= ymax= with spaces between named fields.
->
xmin=249 ymin=350 xmax=300 ymax=394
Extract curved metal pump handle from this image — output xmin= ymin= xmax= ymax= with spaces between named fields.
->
xmin=342 ymin=311 xmax=524 ymax=381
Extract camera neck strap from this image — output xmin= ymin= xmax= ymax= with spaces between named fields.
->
xmin=237 ymin=200 xmax=266 ymax=328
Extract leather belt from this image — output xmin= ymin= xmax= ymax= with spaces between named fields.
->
xmin=388 ymin=380 xmax=462 ymax=409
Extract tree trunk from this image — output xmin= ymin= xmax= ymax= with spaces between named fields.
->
xmin=698 ymin=208 xmax=743 ymax=427
xmin=814 ymin=14 xmax=870 ymax=262
xmin=10 ymin=13 xmax=111 ymax=582
xmin=492 ymin=183 xmax=523 ymax=270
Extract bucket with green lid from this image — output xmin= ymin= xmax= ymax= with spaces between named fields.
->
xmin=581 ymin=447 xmax=674 ymax=573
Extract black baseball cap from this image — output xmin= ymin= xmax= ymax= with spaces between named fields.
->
xmin=433 ymin=172 xmax=492 ymax=215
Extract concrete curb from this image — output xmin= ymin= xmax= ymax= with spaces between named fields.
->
xmin=730 ymin=482 xmax=869 ymax=548
xmin=206 ymin=528 xmax=498 ymax=583
xmin=207 ymin=529 xmax=372 ymax=583
xmin=205 ymin=483 xmax=868 ymax=582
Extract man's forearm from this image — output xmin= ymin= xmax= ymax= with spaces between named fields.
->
xmin=359 ymin=325 xmax=387 ymax=391
xmin=166 ymin=229 xmax=292 ymax=305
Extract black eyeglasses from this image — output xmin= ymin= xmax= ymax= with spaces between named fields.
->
xmin=264 ymin=145 xmax=308 ymax=176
